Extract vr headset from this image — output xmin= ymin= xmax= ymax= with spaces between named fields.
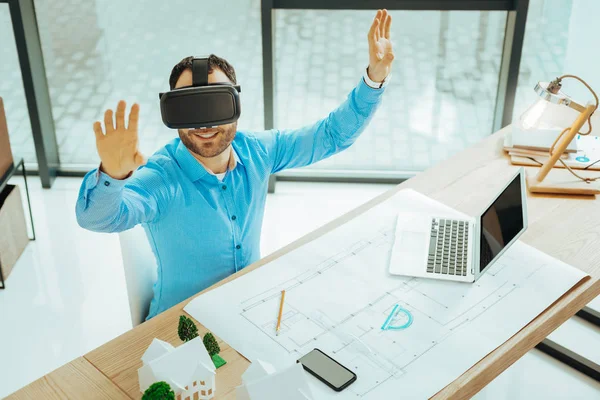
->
xmin=159 ymin=57 xmax=241 ymax=129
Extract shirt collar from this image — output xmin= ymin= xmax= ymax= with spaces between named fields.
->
xmin=230 ymin=142 xmax=244 ymax=169
xmin=175 ymin=139 xmax=242 ymax=182
xmin=231 ymin=145 xmax=243 ymax=167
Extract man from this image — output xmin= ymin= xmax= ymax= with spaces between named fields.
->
xmin=76 ymin=10 xmax=394 ymax=319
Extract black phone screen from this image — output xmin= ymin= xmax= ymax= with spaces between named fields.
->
xmin=298 ymin=349 xmax=356 ymax=391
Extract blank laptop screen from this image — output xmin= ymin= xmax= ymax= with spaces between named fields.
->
xmin=479 ymin=174 xmax=524 ymax=273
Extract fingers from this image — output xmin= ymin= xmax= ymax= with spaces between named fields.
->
xmin=93 ymin=121 xmax=104 ymax=141
xmin=379 ymin=10 xmax=387 ymax=38
xmin=128 ymin=103 xmax=140 ymax=132
xmin=369 ymin=10 xmax=382 ymax=43
xmin=384 ymin=12 xmax=392 ymax=39
xmin=115 ymin=100 xmax=126 ymax=130
xmin=104 ymin=109 xmax=115 ymax=133
xmin=368 ymin=11 xmax=379 ymax=46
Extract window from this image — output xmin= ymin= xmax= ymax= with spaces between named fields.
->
xmin=0 ymin=5 xmax=35 ymax=164
xmin=275 ymin=9 xmax=507 ymax=173
xmin=0 ymin=0 xmax=575 ymax=179
xmin=30 ymin=0 xmax=264 ymax=167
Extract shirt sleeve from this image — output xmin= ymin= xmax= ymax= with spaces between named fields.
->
xmin=75 ymin=161 xmax=172 ymax=233
xmin=257 ymin=76 xmax=386 ymax=174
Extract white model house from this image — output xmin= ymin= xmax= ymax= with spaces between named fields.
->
xmin=236 ymin=359 xmax=314 ymax=400
xmin=138 ymin=337 xmax=216 ymax=400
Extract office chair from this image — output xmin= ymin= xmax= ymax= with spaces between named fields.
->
xmin=118 ymin=225 xmax=157 ymax=327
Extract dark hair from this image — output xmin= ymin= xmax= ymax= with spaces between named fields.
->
xmin=169 ymin=54 xmax=237 ymax=90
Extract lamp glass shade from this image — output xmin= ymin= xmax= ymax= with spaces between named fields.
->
xmin=511 ymin=86 xmax=581 ymax=151
xmin=518 ymin=97 xmax=579 ymax=133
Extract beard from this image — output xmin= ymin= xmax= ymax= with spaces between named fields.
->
xmin=178 ymin=122 xmax=237 ymax=158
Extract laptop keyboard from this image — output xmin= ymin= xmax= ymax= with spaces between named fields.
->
xmin=427 ymin=218 xmax=469 ymax=276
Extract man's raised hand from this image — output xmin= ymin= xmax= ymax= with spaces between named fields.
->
xmin=367 ymin=9 xmax=394 ymax=84
xmin=93 ymin=101 xmax=145 ymax=180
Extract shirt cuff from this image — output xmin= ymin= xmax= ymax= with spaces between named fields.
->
xmin=363 ymin=67 xmax=391 ymax=89
xmin=92 ymin=164 xmax=131 ymax=191
xmin=356 ymin=76 xmax=387 ymax=104
xmin=79 ymin=166 xmax=130 ymax=206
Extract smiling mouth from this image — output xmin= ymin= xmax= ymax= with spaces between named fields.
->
xmin=190 ymin=128 xmax=219 ymax=139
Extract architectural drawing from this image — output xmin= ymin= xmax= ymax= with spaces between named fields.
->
xmin=185 ymin=189 xmax=586 ymax=399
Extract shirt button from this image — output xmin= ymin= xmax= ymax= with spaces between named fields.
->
xmin=232 ymin=215 xmax=237 ymax=221
xmin=236 ymin=245 xmax=241 ymax=250
xmin=104 ymin=181 xmax=110 ymax=187
xmin=221 ymin=185 xmax=227 ymax=190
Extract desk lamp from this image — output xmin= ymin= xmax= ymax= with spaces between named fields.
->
xmin=520 ymin=75 xmax=599 ymax=195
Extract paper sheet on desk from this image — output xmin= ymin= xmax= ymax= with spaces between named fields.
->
xmin=185 ymin=189 xmax=587 ymax=399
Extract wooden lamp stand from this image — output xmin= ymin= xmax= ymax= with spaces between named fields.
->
xmin=527 ymin=104 xmax=600 ymax=195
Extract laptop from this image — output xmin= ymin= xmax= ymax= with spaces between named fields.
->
xmin=389 ymin=168 xmax=528 ymax=283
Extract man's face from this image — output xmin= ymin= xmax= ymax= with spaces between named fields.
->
xmin=175 ymin=68 xmax=237 ymax=158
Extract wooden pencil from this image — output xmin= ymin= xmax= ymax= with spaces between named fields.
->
xmin=276 ymin=290 xmax=286 ymax=336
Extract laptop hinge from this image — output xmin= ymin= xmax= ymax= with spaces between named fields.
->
xmin=471 ymin=220 xmax=478 ymax=279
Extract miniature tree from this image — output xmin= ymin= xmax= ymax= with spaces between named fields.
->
xmin=203 ymin=332 xmax=227 ymax=369
xmin=178 ymin=315 xmax=199 ymax=342
xmin=203 ymin=332 xmax=220 ymax=356
xmin=142 ymin=381 xmax=175 ymax=400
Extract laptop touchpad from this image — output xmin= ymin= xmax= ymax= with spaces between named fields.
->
xmin=391 ymin=230 xmax=428 ymax=273
xmin=397 ymin=231 xmax=428 ymax=254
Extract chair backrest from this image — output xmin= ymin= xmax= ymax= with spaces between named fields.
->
xmin=118 ymin=225 xmax=158 ymax=327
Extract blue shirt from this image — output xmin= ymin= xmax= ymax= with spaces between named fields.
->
xmin=76 ymin=78 xmax=385 ymax=319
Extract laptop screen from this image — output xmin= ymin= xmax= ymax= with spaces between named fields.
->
xmin=479 ymin=173 xmax=524 ymax=273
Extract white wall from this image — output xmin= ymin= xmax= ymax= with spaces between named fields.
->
xmin=564 ymin=0 xmax=600 ymax=106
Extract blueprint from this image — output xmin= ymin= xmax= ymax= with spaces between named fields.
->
xmin=185 ymin=189 xmax=587 ymax=399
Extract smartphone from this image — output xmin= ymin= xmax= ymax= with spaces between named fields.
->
xmin=297 ymin=348 xmax=357 ymax=392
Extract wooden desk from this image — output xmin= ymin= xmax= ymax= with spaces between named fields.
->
xmin=5 ymin=358 xmax=130 ymax=400
xmin=8 ymin=127 xmax=600 ymax=399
